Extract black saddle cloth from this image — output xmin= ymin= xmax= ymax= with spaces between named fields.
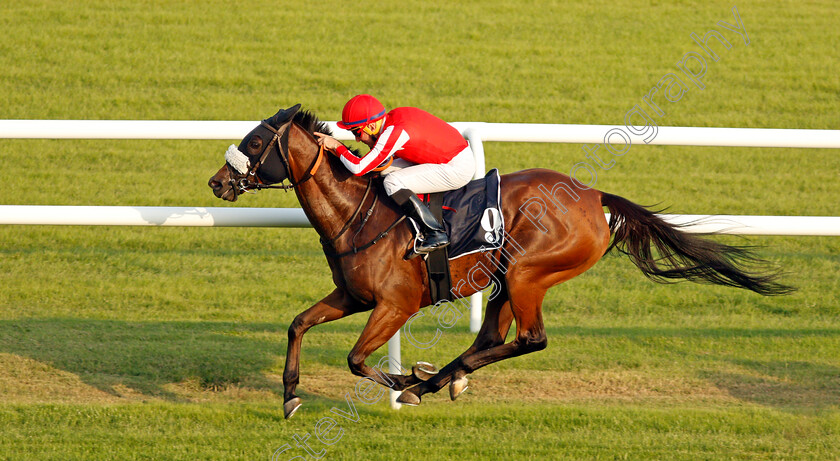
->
xmin=410 ymin=169 xmax=505 ymax=260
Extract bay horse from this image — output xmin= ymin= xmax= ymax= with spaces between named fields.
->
xmin=208 ymin=105 xmax=791 ymax=419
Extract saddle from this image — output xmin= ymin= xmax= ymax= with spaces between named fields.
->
xmin=410 ymin=169 xmax=505 ymax=304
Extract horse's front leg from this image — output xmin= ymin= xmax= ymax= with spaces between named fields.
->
xmin=283 ymin=288 xmax=367 ymax=419
xmin=346 ymin=303 xmax=424 ymax=392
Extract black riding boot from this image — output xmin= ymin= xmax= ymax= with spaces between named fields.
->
xmin=391 ymin=189 xmax=449 ymax=254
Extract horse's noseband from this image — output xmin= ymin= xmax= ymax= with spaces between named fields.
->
xmin=225 ymin=144 xmax=251 ymax=175
xmin=224 ymin=121 xmax=295 ymax=197
xmin=224 ymin=120 xmax=325 ymax=198
xmin=221 ymin=119 xmax=398 ymax=258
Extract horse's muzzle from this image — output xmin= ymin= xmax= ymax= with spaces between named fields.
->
xmin=208 ymin=177 xmax=237 ymax=201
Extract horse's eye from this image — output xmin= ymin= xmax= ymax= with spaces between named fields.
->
xmin=250 ymin=140 xmax=261 ymax=149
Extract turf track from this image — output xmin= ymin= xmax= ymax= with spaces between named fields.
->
xmin=1 ymin=1 xmax=839 ymax=459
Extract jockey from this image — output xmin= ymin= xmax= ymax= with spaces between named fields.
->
xmin=315 ymin=94 xmax=476 ymax=255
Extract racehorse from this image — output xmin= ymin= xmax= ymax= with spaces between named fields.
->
xmin=208 ymin=105 xmax=791 ymax=419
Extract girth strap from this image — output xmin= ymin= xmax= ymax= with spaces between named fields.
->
xmin=424 ymin=192 xmax=453 ymax=304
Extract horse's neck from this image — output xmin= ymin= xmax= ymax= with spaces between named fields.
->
xmin=289 ymin=126 xmax=372 ymax=240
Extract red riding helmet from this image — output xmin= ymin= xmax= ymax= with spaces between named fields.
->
xmin=336 ymin=94 xmax=387 ymax=130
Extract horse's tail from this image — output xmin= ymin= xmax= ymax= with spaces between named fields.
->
xmin=601 ymin=192 xmax=794 ymax=296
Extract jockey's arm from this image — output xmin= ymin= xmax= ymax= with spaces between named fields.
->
xmin=333 ymin=126 xmax=409 ymax=176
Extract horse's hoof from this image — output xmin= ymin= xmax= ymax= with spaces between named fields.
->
xmin=412 ymin=361 xmax=439 ymax=381
xmin=284 ymin=397 xmax=302 ymax=419
xmin=396 ymin=390 xmax=421 ymax=406
xmin=449 ymin=377 xmax=468 ymax=401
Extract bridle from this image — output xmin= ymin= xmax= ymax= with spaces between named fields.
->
xmin=225 ymin=118 xmax=404 ymax=258
xmin=226 ymin=120 xmax=324 ymax=199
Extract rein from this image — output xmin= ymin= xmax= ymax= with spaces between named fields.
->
xmin=255 ymin=121 xmax=322 ymax=189
xmin=251 ymin=142 xmax=323 ymax=191
xmin=319 ymin=180 xmax=407 ymax=259
xmin=321 ymin=216 xmax=407 ymax=259
xmin=238 ymin=121 xmax=406 ymax=259
xmin=229 ymin=122 xmax=326 ymax=196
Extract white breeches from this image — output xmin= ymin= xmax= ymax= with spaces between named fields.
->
xmin=382 ymin=146 xmax=476 ymax=196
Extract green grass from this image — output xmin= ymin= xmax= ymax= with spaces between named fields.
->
xmin=1 ymin=0 xmax=840 ymax=459
xmin=2 ymin=403 xmax=838 ymax=460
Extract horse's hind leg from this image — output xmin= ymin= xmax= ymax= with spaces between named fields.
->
xmin=448 ymin=287 xmax=548 ymax=399
xmin=409 ymin=260 xmax=600 ymax=405
xmin=283 ymin=288 xmax=367 ymax=418
xmin=448 ymin=297 xmax=515 ymax=400
xmin=460 ymin=294 xmax=546 ymax=368
xmin=397 ymin=291 xmax=515 ymax=405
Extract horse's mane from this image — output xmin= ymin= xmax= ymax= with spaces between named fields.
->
xmin=293 ymin=110 xmax=333 ymax=137
xmin=293 ymin=109 xmax=361 ymax=157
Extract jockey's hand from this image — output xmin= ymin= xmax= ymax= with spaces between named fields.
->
xmin=314 ymin=132 xmax=342 ymax=154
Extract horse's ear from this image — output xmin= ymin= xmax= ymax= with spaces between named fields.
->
xmin=268 ymin=104 xmax=302 ymax=128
